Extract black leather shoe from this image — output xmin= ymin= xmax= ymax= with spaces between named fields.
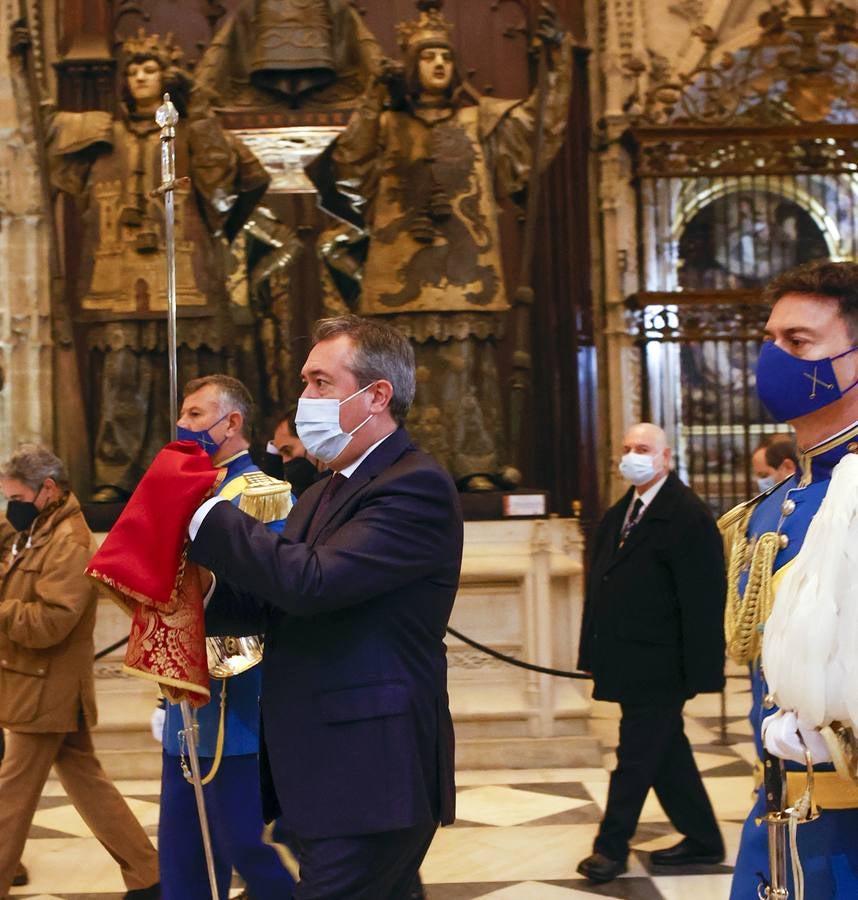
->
xmin=576 ymin=852 xmax=628 ymax=883
xmin=12 ymin=862 xmax=28 ymax=886
xmin=123 ymin=885 xmax=161 ymax=900
xmin=650 ymin=838 xmax=724 ymax=866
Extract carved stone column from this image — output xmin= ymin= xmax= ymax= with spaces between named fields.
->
xmin=592 ymin=0 xmax=645 ymax=503
xmin=0 ymin=2 xmax=54 ymax=462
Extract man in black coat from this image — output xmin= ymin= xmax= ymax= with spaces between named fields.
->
xmin=188 ymin=315 xmax=464 ymax=899
xmin=576 ymin=422 xmax=726 ymax=884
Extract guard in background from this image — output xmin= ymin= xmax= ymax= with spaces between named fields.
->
xmin=750 ymin=432 xmax=798 ymax=493
xmin=157 ymin=374 xmax=295 ymax=900
xmin=724 ymin=260 xmax=858 ymax=899
xmin=577 ymin=422 xmax=726 ymax=884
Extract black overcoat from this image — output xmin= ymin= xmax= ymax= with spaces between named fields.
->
xmin=578 ymin=471 xmax=726 ymax=703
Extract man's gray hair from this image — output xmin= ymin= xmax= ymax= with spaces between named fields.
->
xmin=313 ymin=315 xmax=416 ymax=425
xmin=0 ymin=443 xmax=69 ymax=491
xmin=183 ymin=374 xmax=254 ymax=440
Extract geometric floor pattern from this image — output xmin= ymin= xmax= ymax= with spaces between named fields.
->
xmin=9 ymin=671 xmax=756 ymax=899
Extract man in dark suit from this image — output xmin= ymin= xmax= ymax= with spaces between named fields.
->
xmin=576 ymin=422 xmax=726 ymax=884
xmin=187 ymin=315 xmax=463 ymax=899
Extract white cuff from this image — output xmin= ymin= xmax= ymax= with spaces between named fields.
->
xmin=189 ymin=495 xmax=227 ymax=541
xmin=202 ymin=572 xmax=217 ymax=609
xmin=150 ymin=706 xmax=165 ymax=743
xmin=266 ymin=440 xmax=279 ymax=455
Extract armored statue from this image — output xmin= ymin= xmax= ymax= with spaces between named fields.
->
xmin=309 ymin=0 xmax=572 ymax=478
xmin=195 ymin=0 xmax=381 ymax=111
xmin=49 ymin=31 xmax=270 ymax=500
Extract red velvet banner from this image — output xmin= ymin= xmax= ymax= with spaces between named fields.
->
xmin=86 ymin=441 xmax=223 ymax=705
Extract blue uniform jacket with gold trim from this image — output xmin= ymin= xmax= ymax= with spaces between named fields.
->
xmin=729 ymin=423 xmax=858 ymax=900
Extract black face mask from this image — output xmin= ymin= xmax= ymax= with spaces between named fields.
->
xmin=283 ymin=456 xmax=319 ymax=498
xmin=5 ymin=484 xmax=43 ymax=532
xmin=260 ymin=450 xmax=285 ymax=481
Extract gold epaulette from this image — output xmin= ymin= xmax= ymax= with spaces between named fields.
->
xmin=236 ymin=471 xmax=293 ymax=524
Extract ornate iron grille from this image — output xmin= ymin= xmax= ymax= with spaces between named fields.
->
xmin=624 ymin=1 xmax=858 ymax=513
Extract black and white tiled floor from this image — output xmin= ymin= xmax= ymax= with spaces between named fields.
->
xmin=10 ymin=673 xmax=756 ymax=899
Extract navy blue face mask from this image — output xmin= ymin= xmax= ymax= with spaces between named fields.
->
xmin=756 ymin=340 xmax=858 ymax=422
xmin=176 ymin=412 xmax=230 ymax=455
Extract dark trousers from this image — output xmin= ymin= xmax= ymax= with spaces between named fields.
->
xmin=594 ymin=701 xmax=723 ymax=861
xmin=288 ymin=821 xmax=436 ymax=899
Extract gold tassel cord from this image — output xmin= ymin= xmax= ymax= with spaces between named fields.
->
xmin=180 ymin=678 xmax=228 ymax=786
xmin=725 ymin=528 xmax=780 ymax=665
xmin=720 ymin=504 xmax=751 ymax=660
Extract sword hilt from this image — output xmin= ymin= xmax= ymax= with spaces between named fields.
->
xmin=149 ymin=176 xmax=191 ymax=198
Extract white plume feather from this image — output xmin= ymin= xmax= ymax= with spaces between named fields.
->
xmin=762 ymin=454 xmax=858 ymax=729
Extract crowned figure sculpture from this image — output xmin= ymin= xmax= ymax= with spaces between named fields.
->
xmin=308 ymin=0 xmax=573 ymax=479
xmin=50 ymin=30 xmax=270 ymax=500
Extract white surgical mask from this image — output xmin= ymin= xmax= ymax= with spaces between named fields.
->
xmin=756 ymin=474 xmax=776 ymax=494
xmin=618 ymin=451 xmax=658 ymax=486
xmin=294 ymin=382 xmax=375 ymax=464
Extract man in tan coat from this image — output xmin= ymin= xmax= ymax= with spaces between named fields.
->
xmin=0 ymin=444 xmax=160 ymax=899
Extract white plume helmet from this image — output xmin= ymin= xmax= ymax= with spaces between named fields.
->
xmin=762 ymin=453 xmax=858 ymax=730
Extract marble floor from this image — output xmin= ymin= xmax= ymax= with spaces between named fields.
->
xmin=9 ymin=672 xmax=756 ymax=899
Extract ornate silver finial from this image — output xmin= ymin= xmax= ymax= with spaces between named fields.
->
xmin=155 ymin=93 xmax=179 ymax=129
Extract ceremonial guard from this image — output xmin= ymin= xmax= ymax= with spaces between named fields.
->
xmin=722 ymin=260 xmax=858 ymax=898
xmin=158 ymin=374 xmax=295 ymax=900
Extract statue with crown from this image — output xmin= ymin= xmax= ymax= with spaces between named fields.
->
xmin=47 ymin=30 xmax=270 ymax=502
xmin=307 ymin=0 xmax=573 ymax=482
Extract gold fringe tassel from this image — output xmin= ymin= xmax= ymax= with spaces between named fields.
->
xmin=238 ymin=482 xmax=293 ymax=523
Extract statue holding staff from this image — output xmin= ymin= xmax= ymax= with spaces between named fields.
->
xmin=49 ymin=30 xmax=270 ymax=501
xmin=309 ymin=0 xmax=572 ymax=479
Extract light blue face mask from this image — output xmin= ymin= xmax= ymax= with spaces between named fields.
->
xmin=756 ymin=474 xmax=776 ymax=494
xmin=294 ymin=382 xmax=375 ymax=464
xmin=618 ymin=451 xmax=657 ymax=486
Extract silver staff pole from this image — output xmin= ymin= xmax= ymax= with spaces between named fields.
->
xmin=152 ymin=93 xmax=220 ymax=900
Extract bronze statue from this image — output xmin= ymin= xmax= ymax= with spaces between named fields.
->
xmin=195 ymin=0 xmax=381 ymax=111
xmin=309 ymin=0 xmax=572 ymax=478
xmin=49 ymin=31 xmax=270 ymax=501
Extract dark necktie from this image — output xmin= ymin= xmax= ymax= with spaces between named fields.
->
xmin=307 ymin=472 xmax=347 ymax=539
xmin=618 ymin=497 xmax=644 ymax=547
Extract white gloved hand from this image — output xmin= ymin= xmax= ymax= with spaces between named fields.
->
xmin=150 ymin=705 xmax=166 ymax=744
xmin=762 ymin=709 xmax=831 ymax=765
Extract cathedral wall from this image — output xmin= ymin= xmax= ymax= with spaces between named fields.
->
xmin=590 ymin=0 xmax=858 ymax=503
xmin=0 ymin=0 xmax=55 ymax=464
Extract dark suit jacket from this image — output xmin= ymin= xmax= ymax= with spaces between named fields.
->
xmin=190 ymin=427 xmax=463 ymax=839
xmin=577 ymin=471 xmax=726 ymax=704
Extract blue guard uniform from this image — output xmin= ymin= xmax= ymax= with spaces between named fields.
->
xmin=724 ymin=424 xmax=858 ymax=899
xmin=159 ymin=450 xmax=294 ymax=900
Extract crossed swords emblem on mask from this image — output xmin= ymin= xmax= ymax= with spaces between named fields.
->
xmin=804 ymin=366 xmax=835 ymax=399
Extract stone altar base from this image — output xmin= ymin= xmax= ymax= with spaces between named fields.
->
xmin=90 ymin=516 xmax=599 ymax=778
xmin=449 ymin=518 xmax=599 ymax=769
